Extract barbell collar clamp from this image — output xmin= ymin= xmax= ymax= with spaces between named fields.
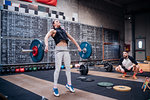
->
xmin=82 ymin=48 xmax=87 ymax=53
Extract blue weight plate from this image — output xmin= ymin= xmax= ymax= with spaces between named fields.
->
xmin=30 ymin=39 xmax=44 ymax=62
xmin=79 ymin=42 xmax=92 ymax=59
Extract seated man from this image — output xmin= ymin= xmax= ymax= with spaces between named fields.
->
xmin=115 ymin=51 xmax=140 ymax=79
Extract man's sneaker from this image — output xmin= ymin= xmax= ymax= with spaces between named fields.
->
xmin=133 ymin=75 xmax=137 ymax=80
xmin=122 ymin=72 xmax=127 ymax=78
xmin=66 ymin=84 xmax=75 ymax=93
xmin=53 ymin=88 xmax=59 ymax=97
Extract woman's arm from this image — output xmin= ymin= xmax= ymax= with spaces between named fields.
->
xmin=66 ymin=32 xmax=81 ymax=52
xmin=44 ymin=29 xmax=55 ymax=52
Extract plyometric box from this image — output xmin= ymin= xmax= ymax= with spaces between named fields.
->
xmin=139 ymin=63 xmax=150 ymax=72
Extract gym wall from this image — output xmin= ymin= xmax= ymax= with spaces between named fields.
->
xmin=134 ymin=13 xmax=150 ymax=60
xmin=125 ymin=2 xmax=150 ymax=60
xmin=2 ymin=0 xmax=124 ymax=35
xmin=0 ymin=0 xmax=123 ymax=64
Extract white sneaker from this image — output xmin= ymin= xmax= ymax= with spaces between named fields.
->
xmin=66 ymin=84 xmax=75 ymax=93
xmin=53 ymin=88 xmax=59 ymax=97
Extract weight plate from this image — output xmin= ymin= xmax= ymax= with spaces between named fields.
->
xmin=104 ymin=65 xmax=113 ymax=72
xmin=76 ymin=76 xmax=87 ymax=80
xmin=79 ymin=42 xmax=92 ymax=59
xmin=97 ymin=82 xmax=114 ymax=87
xmin=81 ymin=78 xmax=94 ymax=82
xmin=79 ymin=65 xmax=88 ymax=75
xmin=113 ymin=85 xmax=131 ymax=92
xmin=30 ymin=39 xmax=44 ymax=62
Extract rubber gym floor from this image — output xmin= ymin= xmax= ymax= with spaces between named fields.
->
xmin=0 ymin=67 xmax=150 ymax=100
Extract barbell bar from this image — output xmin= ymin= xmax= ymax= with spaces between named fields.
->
xmin=22 ymin=49 xmax=34 ymax=53
xmin=22 ymin=48 xmax=87 ymax=53
xmin=22 ymin=39 xmax=92 ymax=62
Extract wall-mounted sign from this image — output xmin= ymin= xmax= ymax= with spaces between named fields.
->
xmin=19 ymin=0 xmax=32 ymax=3
xmin=124 ymin=44 xmax=130 ymax=52
xmin=36 ymin=0 xmax=57 ymax=6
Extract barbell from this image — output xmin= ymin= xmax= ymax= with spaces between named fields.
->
xmin=77 ymin=65 xmax=89 ymax=75
xmin=21 ymin=39 xmax=92 ymax=75
xmin=22 ymin=39 xmax=92 ymax=62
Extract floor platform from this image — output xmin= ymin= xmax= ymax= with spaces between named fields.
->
xmin=0 ymin=68 xmax=150 ymax=100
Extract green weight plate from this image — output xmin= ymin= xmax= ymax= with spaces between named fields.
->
xmin=97 ymin=82 xmax=114 ymax=87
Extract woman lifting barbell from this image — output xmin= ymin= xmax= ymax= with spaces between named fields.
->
xmin=44 ymin=20 xmax=81 ymax=97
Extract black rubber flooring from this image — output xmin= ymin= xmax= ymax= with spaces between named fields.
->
xmin=0 ymin=77 xmax=43 ymax=100
xmin=25 ymin=70 xmax=150 ymax=100
xmin=0 ymin=69 xmax=150 ymax=100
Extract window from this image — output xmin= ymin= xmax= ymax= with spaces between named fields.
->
xmin=136 ymin=39 xmax=145 ymax=50
xmin=138 ymin=41 xmax=143 ymax=49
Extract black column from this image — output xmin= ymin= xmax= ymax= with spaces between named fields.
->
xmin=131 ymin=14 xmax=135 ymax=58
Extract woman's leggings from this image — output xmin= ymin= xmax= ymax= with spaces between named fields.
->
xmin=54 ymin=46 xmax=71 ymax=86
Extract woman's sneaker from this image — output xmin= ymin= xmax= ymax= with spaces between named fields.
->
xmin=53 ymin=88 xmax=59 ymax=97
xmin=66 ymin=84 xmax=75 ymax=93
